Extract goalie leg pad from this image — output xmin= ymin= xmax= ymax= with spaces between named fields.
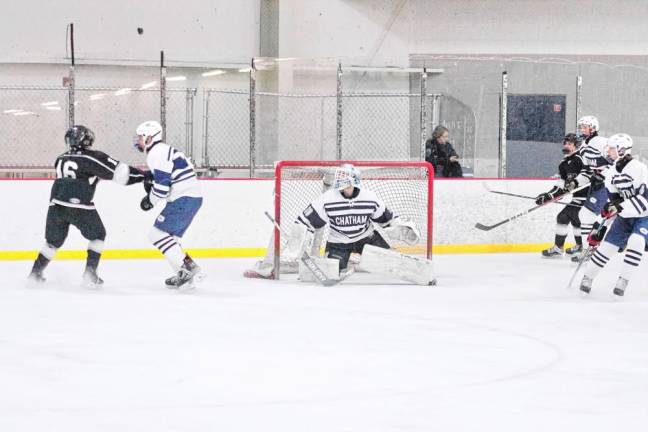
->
xmin=285 ymin=223 xmax=314 ymax=260
xmin=358 ymin=244 xmax=437 ymax=286
xmin=299 ymin=257 xmax=340 ymax=283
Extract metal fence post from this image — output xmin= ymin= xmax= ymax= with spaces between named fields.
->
xmin=249 ymin=58 xmax=257 ymax=178
xmin=185 ymin=88 xmax=196 ymax=162
xmin=202 ymin=89 xmax=211 ymax=168
xmin=499 ymin=71 xmax=508 ymax=178
xmin=420 ymin=68 xmax=428 ymax=160
xmin=576 ymin=75 xmax=582 ymax=129
xmin=160 ymin=51 xmax=167 ymax=141
xmin=336 ymin=61 xmax=343 ymax=160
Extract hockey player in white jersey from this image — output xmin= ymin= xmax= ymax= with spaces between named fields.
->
xmin=569 ymin=116 xmax=612 ymax=261
xmin=134 ymin=121 xmax=203 ymax=290
xmin=579 ymin=133 xmax=648 ymax=296
xmin=287 ymin=164 xmax=435 ymax=285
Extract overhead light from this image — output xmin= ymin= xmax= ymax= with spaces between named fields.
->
xmin=14 ymin=111 xmax=35 ymax=116
xmin=201 ymin=70 xmax=226 ymax=77
xmin=90 ymin=94 xmax=106 ymax=101
xmin=114 ymin=88 xmax=132 ymax=96
xmin=166 ymin=76 xmax=187 ymax=82
xmin=238 ymin=68 xmax=251 ymax=73
xmin=41 ymin=101 xmax=59 ymax=107
xmin=140 ymin=81 xmax=157 ymax=89
xmin=46 ymin=106 xmax=62 ymax=111
xmin=3 ymin=109 xmax=22 ymax=114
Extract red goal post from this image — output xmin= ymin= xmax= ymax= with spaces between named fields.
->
xmin=273 ymin=160 xmax=434 ymax=278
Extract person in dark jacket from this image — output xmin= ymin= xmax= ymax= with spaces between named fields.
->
xmin=425 ymin=126 xmax=463 ymax=178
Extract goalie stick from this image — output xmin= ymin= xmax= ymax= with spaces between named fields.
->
xmin=475 ymin=182 xmax=590 ymax=231
xmin=482 ymin=182 xmax=578 ymax=207
xmin=263 ymin=211 xmax=351 ymax=286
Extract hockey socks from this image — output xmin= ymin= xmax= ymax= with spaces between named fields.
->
xmin=28 ymin=243 xmax=57 ymax=281
xmin=150 ymin=227 xmax=185 ymax=270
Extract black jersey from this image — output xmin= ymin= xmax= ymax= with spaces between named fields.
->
xmin=50 ymin=149 xmax=143 ymax=209
xmin=559 ymin=151 xmax=588 ymax=201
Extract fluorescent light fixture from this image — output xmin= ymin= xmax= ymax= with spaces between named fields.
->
xmin=3 ymin=109 xmax=23 ymax=114
xmin=90 ymin=94 xmax=106 ymax=101
xmin=114 ymin=88 xmax=132 ymax=96
xmin=201 ymin=70 xmax=226 ymax=77
xmin=46 ymin=106 xmax=62 ymax=111
xmin=41 ymin=101 xmax=59 ymax=107
xmin=238 ymin=68 xmax=251 ymax=73
xmin=140 ymin=81 xmax=157 ymax=89
xmin=166 ymin=76 xmax=187 ymax=82
xmin=14 ymin=111 xmax=35 ymax=116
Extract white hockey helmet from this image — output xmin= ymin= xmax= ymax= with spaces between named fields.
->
xmin=608 ymin=133 xmax=633 ymax=156
xmin=334 ymin=163 xmax=361 ymax=191
xmin=134 ymin=120 xmax=163 ymax=152
xmin=577 ymin=115 xmax=599 ymax=133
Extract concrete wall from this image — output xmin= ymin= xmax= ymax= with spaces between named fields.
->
xmin=0 ymin=178 xmax=565 ymax=258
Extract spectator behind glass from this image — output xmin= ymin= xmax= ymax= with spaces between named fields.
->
xmin=425 ymin=126 xmax=463 ymax=178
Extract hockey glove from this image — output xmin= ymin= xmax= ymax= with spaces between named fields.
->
xmin=140 ymin=195 xmax=154 ymax=211
xmin=587 ymin=221 xmax=607 ymax=247
xmin=590 ymin=170 xmax=605 ymax=186
xmin=565 ymin=179 xmax=578 ymax=191
xmin=601 ymin=200 xmax=623 ymax=219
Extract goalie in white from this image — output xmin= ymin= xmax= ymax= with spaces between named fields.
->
xmin=287 ymin=164 xmax=435 ymax=285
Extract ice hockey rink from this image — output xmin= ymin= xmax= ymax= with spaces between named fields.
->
xmin=1 ymin=253 xmax=647 ymax=432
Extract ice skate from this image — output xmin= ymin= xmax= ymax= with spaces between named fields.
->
xmin=541 ymin=245 xmax=564 ymax=258
xmin=613 ymin=277 xmax=629 ymax=297
xmin=166 ymin=258 xmax=202 ymax=290
xmin=579 ymin=275 xmax=593 ymax=294
xmin=565 ymin=244 xmax=583 ymax=255
xmin=27 ymin=270 xmax=46 ymax=286
xmin=571 ymin=252 xmax=588 ymax=263
xmin=82 ymin=268 xmax=104 ymax=289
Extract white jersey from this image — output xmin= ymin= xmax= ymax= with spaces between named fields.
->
xmin=146 ymin=142 xmax=201 ymax=205
xmin=297 ymin=187 xmax=394 ymax=244
xmin=576 ymin=135 xmax=610 ymax=186
xmin=606 ymin=158 xmax=648 ymax=218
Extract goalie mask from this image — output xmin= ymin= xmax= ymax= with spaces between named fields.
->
xmin=65 ymin=125 xmax=95 ymax=150
xmin=333 ymin=164 xmax=361 ymax=191
xmin=134 ymin=120 xmax=163 ymax=153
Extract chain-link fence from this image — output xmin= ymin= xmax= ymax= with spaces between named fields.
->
xmin=3 ymin=56 xmax=648 ymax=177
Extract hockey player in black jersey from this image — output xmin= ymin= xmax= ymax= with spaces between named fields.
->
xmin=536 ymin=133 xmax=587 ymax=258
xmin=28 ymin=125 xmax=149 ymax=288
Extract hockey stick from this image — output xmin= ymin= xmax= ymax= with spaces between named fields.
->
xmin=475 ymin=182 xmax=590 ymax=231
xmin=482 ymin=182 xmax=577 ymax=207
xmin=263 ymin=211 xmax=346 ymax=286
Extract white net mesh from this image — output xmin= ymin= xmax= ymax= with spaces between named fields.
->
xmin=274 ymin=161 xmax=433 ymax=273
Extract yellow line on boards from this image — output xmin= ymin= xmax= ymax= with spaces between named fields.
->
xmin=0 ymin=244 xmax=570 ymax=261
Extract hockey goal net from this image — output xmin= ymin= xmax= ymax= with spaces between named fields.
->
xmin=274 ymin=160 xmax=433 ymax=278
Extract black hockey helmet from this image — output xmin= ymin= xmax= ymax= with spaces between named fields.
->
xmin=563 ymin=132 xmax=581 ymax=148
xmin=65 ymin=125 xmax=95 ymax=150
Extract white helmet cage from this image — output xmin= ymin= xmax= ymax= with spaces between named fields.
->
xmin=608 ymin=133 xmax=633 ymax=156
xmin=135 ymin=120 xmax=163 ymax=151
xmin=333 ymin=164 xmax=361 ymax=190
xmin=577 ymin=115 xmax=600 ymax=133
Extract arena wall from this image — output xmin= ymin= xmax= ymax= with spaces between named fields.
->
xmin=0 ymin=178 xmax=570 ymax=261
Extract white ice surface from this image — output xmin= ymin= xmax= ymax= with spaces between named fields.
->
xmin=1 ymin=253 xmax=647 ymax=432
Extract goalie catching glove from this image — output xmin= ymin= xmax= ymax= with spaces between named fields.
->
xmin=382 ymin=216 xmax=420 ymax=245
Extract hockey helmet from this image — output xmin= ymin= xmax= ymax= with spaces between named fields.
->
xmin=577 ymin=115 xmax=599 ymax=134
xmin=333 ymin=163 xmax=361 ymax=191
xmin=562 ymin=133 xmax=581 ymax=148
xmin=608 ymin=133 xmax=633 ymax=157
xmin=134 ymin=120 xmax=163 ymax=153
xmin=65 ymin=125 xmax=95 ymax=150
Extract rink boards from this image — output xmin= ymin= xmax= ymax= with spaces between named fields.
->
xmin=0 ymin=178 xmax=566 ymax=260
